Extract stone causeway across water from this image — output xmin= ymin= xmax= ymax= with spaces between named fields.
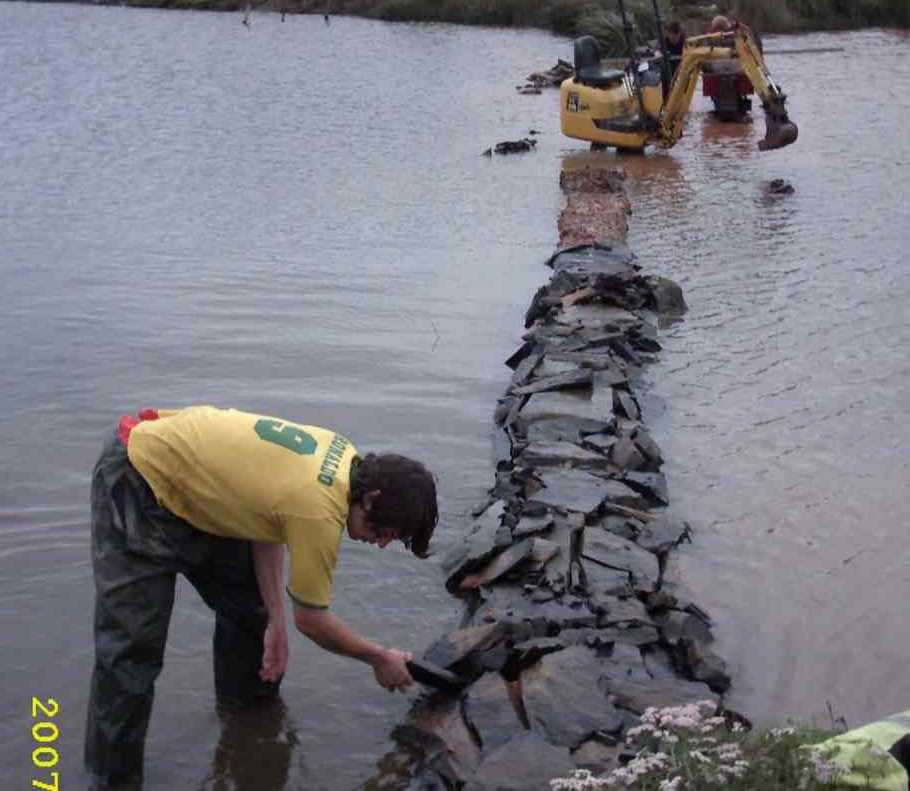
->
xmin=386 ymin=167 xmax=733 ymax=791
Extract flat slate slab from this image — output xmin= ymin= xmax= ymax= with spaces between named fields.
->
xmin=459 ymin=539 xmax=535 ymax=590
xmin=523 ymin=415 xmax=615 ymax=444
xmin=512 ymin=513 xmax=555 ymax=539
xmin=557 ymin=304 xmax=640 ymax=329
xmin=546 ymin=244 xmax=635 ymax=277
xmin=463 ymin=672 xmax=526 ymax=753
xmin=599 ymin=643 xmax=717 ymax=714
xmin=424 ymin=623 xmax=507 ymax=669
xmin=636 ymin=513 xmax=690 ymax=554
xmin=582 ymin=529 xmax=660 ymax=590
xmin=527 ymin=468 xmax=609 ymax=515
xmin=515 ymin=389 xmax=614 ymax=429
xmin=394 ymin=697 xmax=481 ymax=786
xmin=511 ymin=368 xmax=593 ymax=396
xmin=522 ymin=646 xmax=624 ymax=748
xmin=517 ymin=439 xmax=609 ymax=471
xmin=621 ymin=471 xmax=669 ymax=506
xmin=463 ymin=731 xmax=575 ymax=791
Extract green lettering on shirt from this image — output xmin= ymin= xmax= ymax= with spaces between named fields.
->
xmin=318 ymin=434 xmax=350 ymax=486
xmin=254 ymin=419 xmax=317 ymax=455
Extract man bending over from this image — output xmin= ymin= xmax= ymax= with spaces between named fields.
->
xmin=85 ymin=405 xmax=438 ymax=789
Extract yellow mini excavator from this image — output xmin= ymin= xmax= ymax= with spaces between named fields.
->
xmin=559 ymin=1 xmax=798 ymax=153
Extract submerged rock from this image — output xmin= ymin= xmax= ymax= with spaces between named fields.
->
xmin=644 ymin=275 xmax=687 ymax=315
xmin=463 ymin=731 xmax=575 ymax=791
xmin=463 ymin=672 xmax=526 ymax=753
xmin=599 ymin=642 xmax=718 ymax=714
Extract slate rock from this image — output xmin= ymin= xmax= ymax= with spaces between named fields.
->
xmin=620 ymin=471 xmax=669 ymax=506
xmin=517 ymin=439 xmax=608 ymax=471
xmin=597 ymin=643 xmax=716 ymax=715
xmin=393 ymin=697 xmax=481 ymax=786
xmin=659 ymin=611 xmax=713 ymax=648
xmin=556 ymin=304 xmax=640 ymax=331
xmin=547 ymin=244 xmax=636 ymax=278
xmin=459 ymin=540 xmax=535 ymax=590
xmin=613 ymin=390 xmax=640 ymax=421
xmin=635 ymin=513 xmax=690 ymax=554
xmin=512 ymin=369 xmax=593 ymax=396
xmin=585 ymin=477 xmax=651 ymax=510
xmin=582 ymin=530 xmax=660 ymax=590
xmin=424 ymin=623 xmax=507 ymax=670
xmin=526 ymin=537 xmax=561 ymax=572
xmin=545 ymin=349 xmax=627 ymax=377
xmin=595 ymin=625 xmax=660 ymax=646
xmin=589 ymin=593 xmax=653 ymax=627
xmin=527 ymin=468 xmax=611 ymax=515
xmin=512 ymin=637 xmax=566 ymax=667
xmin=442 ymin=504 xmax=509 ymax=592
xmin=573 ymin=739 xmax=623 ymax=773
xmin=578 ymin=560 xmax=634 ymax=597
xmin=407 ymin=659 xmax=470 ymax=693
xmin=686 ymin=646 xmax=732 ymax=693
xmin=552 ymin=627 xmax=615 ymax=651
xmin=522 ymin=646 xmax=624 ymax=747
xmin=644 ymin=275 xmax=687 ymax=315
xmin=463 ymin=731 xmax=575 ymax=791
xmin=531 ymin=598 xmax=598 ymax=631
xmin=510 ymin=352 xmax=543 ymax=387
xmin=406 ymin=768 xmax=449 ymax=791
xmin=609 ymin=435 xmax=646 ymax=471
xmin=524 ymin=415 xmax=614 ymax=444
xmin=512 ymin=513 xmax=555 ymax=539
xmin=594 ymin=514 xmax=641 ymax=541
xmin=581 ymin=433 xmax=618 ymax=456
xmin=464 ymin=673 xmax=527 ymax=754
xmin=516 ymin=389 xmax=614 ymax=430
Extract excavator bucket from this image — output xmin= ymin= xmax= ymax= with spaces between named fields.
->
xmin=759 ymin=98 xmax=798 ymax=151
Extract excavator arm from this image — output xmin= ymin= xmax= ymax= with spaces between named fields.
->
xmin=656 ymin=25 xmax=798 ymax=151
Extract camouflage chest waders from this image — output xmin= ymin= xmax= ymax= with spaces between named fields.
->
xmin=85 ymin=430 xmax=280 ymax=788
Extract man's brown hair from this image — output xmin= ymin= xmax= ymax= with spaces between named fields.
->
xmin=350 ymin=453 xmax=438 ymax=557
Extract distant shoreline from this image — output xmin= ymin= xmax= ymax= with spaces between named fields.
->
xmin=27 ymin=0 xmax=910 ymax=37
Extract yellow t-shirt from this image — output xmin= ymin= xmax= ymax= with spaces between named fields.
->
xmin=127 ymin=406 xmax=358 ymax=608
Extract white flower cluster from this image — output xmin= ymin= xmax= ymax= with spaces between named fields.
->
xmin=550 ymin=701 xmax=755 ymax=791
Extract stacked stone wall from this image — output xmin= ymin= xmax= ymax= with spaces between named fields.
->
xmin=388 ymin=167 xmax=732 ymax=791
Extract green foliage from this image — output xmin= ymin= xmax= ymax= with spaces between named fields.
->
xmin=549 ymin=702 xmax=896 ymax=791
xmin=699 ymin=0 xmax=909 ymax=31
xmin=305 ymin=0 xmax=910 ymax=31
xmin=574 ymin=0 xmax=672 ymax=57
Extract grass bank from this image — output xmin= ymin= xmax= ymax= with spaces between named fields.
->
xmin=99 ymin=0 xmax=910 ymax=35
xmin=289 ymin=0 xmax=908 ymax=34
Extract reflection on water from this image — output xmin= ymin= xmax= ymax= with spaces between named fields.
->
xmin=207 ymin=699 xmax=299 ymax=791
xmin=0 ymin=5 xmax=560 ymax=788
xmin=623 ymin=30 xmax=910 ymax=729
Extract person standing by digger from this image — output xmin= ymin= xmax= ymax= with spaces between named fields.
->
xmin=85 ymin=405 xmax=438 ymax=789
xmin=662 ymin=20 xmax=687 ymax=77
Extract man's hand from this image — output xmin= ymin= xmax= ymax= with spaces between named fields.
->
xmin=371 ymin=648 xmax=414 ymax=692
xmin=260 ymin=619 xmax=288 ymax=682
xmin=293 ymin=605 xmax=414 ymax=692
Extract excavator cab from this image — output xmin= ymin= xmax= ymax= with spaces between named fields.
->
xmin=559 ymin=1 xmax=798 ymax=153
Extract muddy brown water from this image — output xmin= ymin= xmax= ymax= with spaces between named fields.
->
xmin=1 ymin=4 xmax=907 ymax=787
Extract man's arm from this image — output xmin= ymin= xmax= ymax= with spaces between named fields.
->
xmin=252 ymin=541 xmax=289 ymax=682
xmin=293 ymin=604 xmax=413 ymax=691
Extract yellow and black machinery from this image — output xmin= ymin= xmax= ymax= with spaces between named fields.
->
xmin=559 ymin=0 xmax=798 ymax=153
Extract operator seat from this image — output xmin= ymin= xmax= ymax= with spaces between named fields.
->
xmin=573 ymin=36 xmax=625 ymax=89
